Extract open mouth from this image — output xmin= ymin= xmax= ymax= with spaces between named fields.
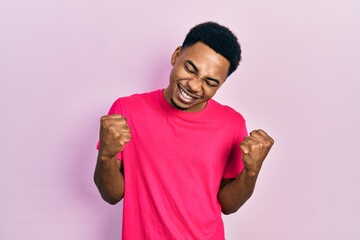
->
xmin=180 ymin=87 xmax=194 ymax=100
xmin=177 ymin=84 xmax=201 ymax=103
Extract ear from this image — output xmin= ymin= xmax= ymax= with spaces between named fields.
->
xmin=171 ymin=46 xmax=182 ymax=66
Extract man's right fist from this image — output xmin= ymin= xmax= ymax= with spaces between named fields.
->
xmin=99 ymin=114 xmax=131 ymax=157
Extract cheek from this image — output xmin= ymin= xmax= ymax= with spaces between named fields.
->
xmin=203 ymin=88 xmax=218 ymax=99
xmin=170 ymin=65 xmax=191 ymax=80
xmin=169 ymin=69 xmax=176 ymax=81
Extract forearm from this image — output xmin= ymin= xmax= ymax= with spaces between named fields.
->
xmin=217 ymin=169 xmax=258 ymax=215
xmin=94 ymin=152 xmax=124 ymax=204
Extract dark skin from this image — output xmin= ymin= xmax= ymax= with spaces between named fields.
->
xmin=94 ymin=42 xmax=274 ymax=214
xmin=94 ymin=115 xmax=129 ymax=204
xmin=218 ymin=129 xmax=274 ymax=214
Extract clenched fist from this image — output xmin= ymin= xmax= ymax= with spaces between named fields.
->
xmin=99 ymin=114 xmax=131 ymax=158
xmin=240 ymin=129 xmax=274 ymax=177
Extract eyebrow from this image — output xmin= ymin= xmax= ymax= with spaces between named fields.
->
xmin=185 ymin=60 xmax=199 ymax=73
xmin=185 ymin=60 xmax=220 ymax=85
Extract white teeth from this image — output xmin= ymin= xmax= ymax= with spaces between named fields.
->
xmin=180 ymin=88 xmax=193 ymax=100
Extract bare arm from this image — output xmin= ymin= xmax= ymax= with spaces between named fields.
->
xmin=217 ymin=170 xmax=258 ymax=214
xmin=93 ymin=114 xmax=131 ymax=205
xmin=94 ymin=153 xmax=124 ymax=204
xmin=218 ymin=129 xmax=274 ymax=214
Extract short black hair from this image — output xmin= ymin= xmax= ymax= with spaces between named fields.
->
xmin=182 ymin=21 xmax=241 ymax=76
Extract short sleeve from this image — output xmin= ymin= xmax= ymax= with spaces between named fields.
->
xmin=96 ymin=98 xmax=124 ymax=160
xmin=222 ymin=119 xmax=248 ymax=178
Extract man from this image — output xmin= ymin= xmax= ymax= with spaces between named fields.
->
xmin=94 ymin=22 xmax=274 ymax=239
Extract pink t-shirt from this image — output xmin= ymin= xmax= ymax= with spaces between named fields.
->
xmin=102 ymin=89 xmax=247 ymax=239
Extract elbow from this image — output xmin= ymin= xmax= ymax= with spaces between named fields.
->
xmin=218 ymin=193 xmax=253 ymax=215
xmin=218 ymin=197 xmax=240 ymax=215
xmin=102 ymin=194 xmax=123 ymax=205
xmin=99 ymin=189 xmax=124 ymax=205
xmin=218 ymin=194 xmax=239 ymax=215
xmin=221 ymin=206 xmax=239 ymax=215
xmin=94 ymin=177 xmax=123 ymax=205
xmin=221 ymin=210 xmax=233 ymax=215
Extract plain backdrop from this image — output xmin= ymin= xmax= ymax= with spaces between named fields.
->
xmin=1 ymin=0 xmax=359 ymax=239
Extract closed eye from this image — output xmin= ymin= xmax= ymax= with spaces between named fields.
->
xmin=205 ymin=79 xmax=220 ymax=87
xmin=184 ymin=61 xmax=198 ymax=74
xmin=184 ymin=60 xmax=220 ymax=87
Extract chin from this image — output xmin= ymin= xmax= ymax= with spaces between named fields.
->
xmin=171 ymin=97 xmax=188 ymax=110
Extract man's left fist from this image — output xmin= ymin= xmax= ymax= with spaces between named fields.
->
xmin=240 ymin=129 xmax=274 ymax=177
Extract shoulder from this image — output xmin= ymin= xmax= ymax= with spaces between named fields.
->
xmin=112 ymin=89 xmax=160 ymax=107
xmin=209 ymin=99 xmax=246 ymax=124
xmin=208 ymin=99 xmax=248 ymax=142
xmin=109 ymin=89 xmax=161 ymax=115
xmin=115 ymin=89 xmax=159 ymax=103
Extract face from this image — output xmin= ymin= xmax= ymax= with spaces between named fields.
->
xmin=163 ymin=42 xmax=230 ymax=112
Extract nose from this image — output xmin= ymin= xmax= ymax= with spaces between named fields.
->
xmin=187 ymin=77 xmax=202 ymax=94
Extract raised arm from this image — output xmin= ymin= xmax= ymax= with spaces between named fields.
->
xmin=93 ymin=114 xmax=131 ymax=204
xmin=217 ymin=129 xmax=274 ymax=214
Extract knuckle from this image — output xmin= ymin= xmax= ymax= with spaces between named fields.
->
xmin=108 ymin=125 xmax=115 ymax=132
xmin=109 ymin=126 xmax=120 ymax=137
xmin=120 ymin=118 xmax=128 ymax=124
xmin=101 ymin=118 xmax=112 ymax=129
xmin=265 ymin=137 xmax=274 ymax=146
xmin=101 ymin=121 xmax=108 ymax=129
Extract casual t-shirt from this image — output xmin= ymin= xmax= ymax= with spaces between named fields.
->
xmin=101 ymin=89 xmax=248 ymax=239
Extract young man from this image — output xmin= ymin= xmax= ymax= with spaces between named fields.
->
xmin=94 ymin=22 xmax=274 ymax=239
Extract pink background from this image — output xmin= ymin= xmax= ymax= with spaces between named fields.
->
xmin=1 ymin=0 xmax=359 ymax=239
